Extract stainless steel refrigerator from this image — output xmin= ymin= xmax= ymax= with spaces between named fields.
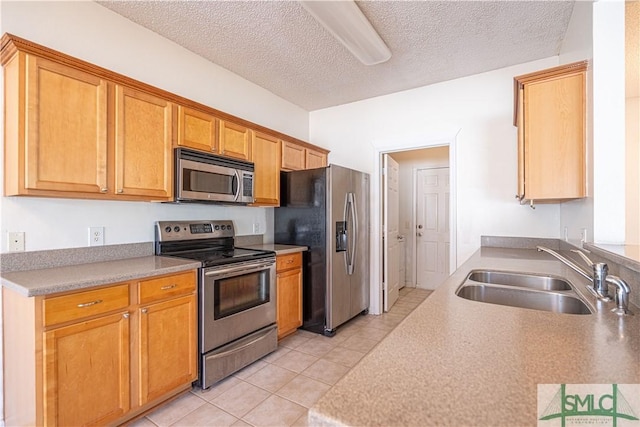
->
xmin=274 ymin=165 xmax=370 ymax=336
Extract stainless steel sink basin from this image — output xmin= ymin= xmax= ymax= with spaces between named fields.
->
xmin=456 ymin=284 xmax=592 ymax=315
xmin=466 ymin=270 xmax=572 ymax=291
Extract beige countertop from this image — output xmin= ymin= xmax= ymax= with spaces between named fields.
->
xmin=240 ymin=243 xmax=308 ymax=256
xmin=309 ymin=246 xmax=640 ymax=426
xmin=0 ymin=256 xmax=201 ymax=297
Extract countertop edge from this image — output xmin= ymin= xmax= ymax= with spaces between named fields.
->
xmin=240 ymin=244 xmax=308 ymax=255
xmin=310 ymin=245 xmax=640 ymax=426
xmin=1 ymin=256 xmax=201 ymax=297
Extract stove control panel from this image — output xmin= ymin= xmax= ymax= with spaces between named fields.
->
xmin=155 ymin=220 xmax=235 ymax=241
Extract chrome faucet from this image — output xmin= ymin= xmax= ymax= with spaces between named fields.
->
xmin=570 ymin=249 xmax=610 ymax=300
xmin=536 ymin=246 xmax=633 ymax=316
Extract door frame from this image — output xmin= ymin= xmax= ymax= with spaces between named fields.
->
xmin=370 ymin=131 xmax=459 ymax=315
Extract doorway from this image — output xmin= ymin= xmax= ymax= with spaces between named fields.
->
xmin=380 ymin=144 xmax=456 ymax=311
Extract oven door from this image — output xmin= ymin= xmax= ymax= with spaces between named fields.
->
xmin=200 ymin=258 xmax=276 ymax=352
xmin=177 ymin=158 xmax=241 ymax=203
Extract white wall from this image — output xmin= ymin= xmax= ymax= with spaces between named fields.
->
xmin=0 ymin=1 xmax=310 ymax=252
xmin=558 ymin=0 xmax=594 ymax=243
xmin=310 ymin=56 xmax=561 ymax=265
xmin=310 ymin=57 xmax=562 ymax=314
xmin=626 ymin=97 xmax=640 ymax=244
xmin=592 ymin=0 xmax=626 ymax=244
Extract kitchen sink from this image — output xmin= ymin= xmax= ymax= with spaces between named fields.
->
xmin=456 ymin=284 xmax=592 ymax=315
xmin=466 ymin=270 xmax=572 ymax=291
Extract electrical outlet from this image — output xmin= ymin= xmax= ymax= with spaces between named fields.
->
xmin=8 ymin=232 xmax=25 ymax=252
xmin=253 ymin=223 xmax=261 ymax=234
xmin=581 ymin=228 xmax=588 ymax=243
xmin=89 ymin=226 xmax=105 ymax=246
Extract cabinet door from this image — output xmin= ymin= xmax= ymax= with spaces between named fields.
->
xmin=306 ymin=148 xmax=327 ymax=169
xmin=25 ymin=55 xmax=108 ymax=194
xmin=252 ymin=131 xmax=281 ymax=206
xmin=43 ymin=312 xmax=130 ymax=426
xmin=138 ymin=294 xmax=197 ymax=405
xmin=219 ymin=120 xmax=252 ymax=161
xmin=524 ymin=72 xmax=585 ymax=200
xmin=115 ymin=86 xmax=173 ymax=200
xmin=281 ymin=141 xmax=306 ymax=171
xmin=277 ymin=267 xmax=303 ymax=339
xmin=177 ymin=106 xmax=218 ymax=152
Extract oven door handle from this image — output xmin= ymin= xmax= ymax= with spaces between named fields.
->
xmin=206 ymin=327 xmax=273 ymax=360
xmin=204 ymin=261 xmax=274 ymax=278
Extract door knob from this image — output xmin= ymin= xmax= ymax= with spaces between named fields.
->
xmin=417 ymin=225 xmax=423 ymax=229
xmin=417 ymin=232 xmax=423 ymax=237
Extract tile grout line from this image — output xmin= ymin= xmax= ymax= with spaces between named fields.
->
xmin=142 ymin=289 xmax=433 ymax=427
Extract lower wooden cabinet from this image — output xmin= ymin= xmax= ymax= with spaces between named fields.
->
xmin=43 ymin=312 xmax=131 ymax=426
xmin=276 ymin=252 xmax=303 ymax=339
xmin=2 ymin=269 xmax=198 ymax=427
xmin=138 ymin=294 xmax=197 ymax=405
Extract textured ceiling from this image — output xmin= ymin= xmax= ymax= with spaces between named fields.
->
xmin=97 ymin=0 xmax=575 ymax=111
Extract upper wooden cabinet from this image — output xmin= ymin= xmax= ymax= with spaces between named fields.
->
xmin=2 ymin=48 xmax=173 ymax=201
xmin=306 ymin=148 xmax=328 ymax=169
xmin=282 ymin=140 xmax=328 ymax=171
xmin=514 ymin=61 xmax=587 ymax=205
xmin=219 ymin=120 xmax=252 ymax=161
xmin=115 ymin=86 xmax=173 ymax=199
xmin=5 ymin=54 xmax=110 ymax=196
xmin=1 ymin=34 xmax=329 ymax=204
xmin=252 ymin=131 xmax=281 ymax=206
xmin=177 ymin=106 xmax=218 ymax=153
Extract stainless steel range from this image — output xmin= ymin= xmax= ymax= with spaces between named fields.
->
xmin=155 ymin=220 xmax=277 ymax=389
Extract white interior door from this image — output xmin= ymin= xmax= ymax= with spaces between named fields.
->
xmin=416 ymin=168 xmax=450 ymax=289
xmin=383 ymin=155 xmax=400 ymax=311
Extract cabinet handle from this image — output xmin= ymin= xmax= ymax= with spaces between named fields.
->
xmin=161 ymin=284 xmax=177 ymax=290
xmin=100 ymin=187 xmax=108 ymax=193
xmin=117 ymin=189 xmax=124 ymax=194
xmin=77 ymin=299 xmax=103 ymax=308
xmin=123 ymin=313 xmax=129 ymax=319
xmin=141 ymin=308 xmax=148 ymax=314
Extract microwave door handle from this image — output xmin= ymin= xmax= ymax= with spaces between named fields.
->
xmin=233 ymin=169 xmax=241 ymax=201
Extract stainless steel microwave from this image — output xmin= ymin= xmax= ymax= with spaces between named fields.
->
xmin=175 ymin=148 xmax=254 ymax=204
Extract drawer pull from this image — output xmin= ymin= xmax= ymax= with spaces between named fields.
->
xmin=161 ymin=284 xmax=177 ymax=290
xmin=123 ymin=313 xmax=129 ymax=319
xmin=287 ymin=259 xmax=294 ymax=264
xmin=141 ymin=308 xmax=148 ymax=314
xmin=77 ymin=299 xmax=103 ymax=308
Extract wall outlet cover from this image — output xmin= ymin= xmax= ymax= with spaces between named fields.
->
xmin=89 ymin=226 xmax=105 ymax=246
xmin=8 ymin=232 xmax=25 ymax=252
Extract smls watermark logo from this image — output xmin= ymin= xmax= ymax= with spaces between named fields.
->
xmin=538 ymin=384 xmax=640 ymax=427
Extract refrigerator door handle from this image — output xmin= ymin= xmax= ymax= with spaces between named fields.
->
xmin=346 ymin=192 xmax=357 ymax=275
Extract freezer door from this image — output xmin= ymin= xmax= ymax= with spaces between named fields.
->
xmin=327 ymin=165 xmax=353 ymax=331
xmin=350 ymin=171 xmax=370 ymax=316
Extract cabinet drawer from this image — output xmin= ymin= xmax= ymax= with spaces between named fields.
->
xmin=138 ymin=271 xmax=196 ymax=304
xmin=43 ymin=284 xmax=130 ymax=327
xmin=276 ymin=253 xmax=302 ymax=272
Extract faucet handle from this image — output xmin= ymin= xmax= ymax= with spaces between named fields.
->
xmin=571 ymin=249 xmax=595 ymax=267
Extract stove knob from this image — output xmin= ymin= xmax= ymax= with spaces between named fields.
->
xmin=214 ymin=225 xmax=220 ymax=231
xmin=165 ymin=226 xmax=172 ymax=233
xmin=174 ymin=226 xmax=181 ymax=232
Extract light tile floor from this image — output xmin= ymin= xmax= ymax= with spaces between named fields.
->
xmin=132 ymin=287 xmax=432 ymax=427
